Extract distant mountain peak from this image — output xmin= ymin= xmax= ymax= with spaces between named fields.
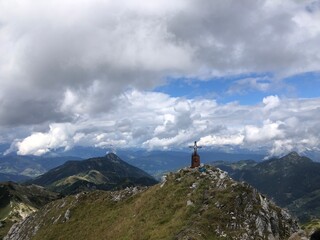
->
xmin=105 ymin=152 xmax=121 ymax=162
xmin=280 ymin=151 xmax=312 ymax=164
xmin=285 ymin=151 xmax=300 ymax=158
xmin=105 ymin=152 xmax=117 ymax=158
xmin=29 ymin=153 xmax=158 ymax=194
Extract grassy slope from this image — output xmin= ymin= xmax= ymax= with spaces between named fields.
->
xmin=9 ymin=166 xmax=298 ymax=240
xmin=32 ymin=178 xmax=208 ymax=240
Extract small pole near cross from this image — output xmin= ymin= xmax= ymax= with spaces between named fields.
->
xmin=189 ymin=141 xmax=202 ymax=168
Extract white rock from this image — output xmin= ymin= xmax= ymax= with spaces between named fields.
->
xmin=190 ymin=182 xmax=198 ymax=189
xmin=259 ymin=194 xmax=269 ymax=212
xmin=219 ymin=171 xmax=227 ymax=179
xmin=160 ymin=175 xmax=167 ymax=188
xmin=187 ymin=200 xmax=194 ymax=207
xmin=60 ymin=201 xmax=66 ymax=208
xmin=53 ymin=214 xmax=61 ymax=224
xmin=64 ymin=209 xmax=71 ymax=221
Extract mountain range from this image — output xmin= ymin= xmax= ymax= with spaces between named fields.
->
xmin=0 ymin=148 xmax=264 ymax=181
xmin=1 ymin=144 xmax=320 ymax=182
xmin=0 ymin=173 xmax=30 ymax=183
xmin=0 ymin=155 xmax=82 ymax=181
xmin=213 ymin=152 xmax=320 ymax=222
xmin=118 ymin=149 xmax=264 ymax=178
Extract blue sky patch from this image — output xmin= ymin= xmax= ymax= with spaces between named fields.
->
xmin=155 ymin=72 xmax=320 ymax=105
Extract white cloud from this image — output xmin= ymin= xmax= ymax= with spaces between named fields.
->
xmin=269 ymin=136 xmax=320 ymax=157
xmin=0 ymin=0 xmax=320 ymax=157
xmin=263 ymin=95 xmax=280 ymax=111
xmin=6 ymin=90 xmax=320 ymax=157
xmin=227 ymin=78 xmax=272 ymax=95
xmin=244 ymin=120 xmax=284 ymax=143
xmin=15 ymin=123 xmax=76 ymax=155
xmin=198 ymin=134 xmax=244 ymax=146
xmin=0 ymin=0 xmax=320 ymax=126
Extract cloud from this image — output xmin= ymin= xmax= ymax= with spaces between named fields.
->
xmin=227 ymin=78 xmax=273 ymax=95
xmin=244 ymin=120 xmax=284 ymax=143
xmin=0 ymin=0 xmax=320 ymax=157
xmin=169 ymin=0 xmax=320 ymax=76
xmin=263 ymin=95 xmax=280 ymax=111
xmin=0 ymin=0 xmax=320 ymax=127
xmin=0 ymin=0 xmax=193 ymax=126
xmin=5 ymin=90 xmax=320 ymax=157
xmin=198 ymin=134 xmax=245 ymax=146
xmin=14 ymin=123 xmax=77 ymax=156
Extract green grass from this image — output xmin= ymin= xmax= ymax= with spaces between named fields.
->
xmin=0 ymin=220 xmax=14 ymax=239
xmin=30 ymin=170 xmax=215 ymax=240
xmin=9 ymin=166 xmax=297 ymax=240
xmin=302 ymin=219 xmax=320 ymax=235
xmin=32 ymin=184 xmax=200 ymax=240
xmin=0 ymin=204 xmax=12 ymax=221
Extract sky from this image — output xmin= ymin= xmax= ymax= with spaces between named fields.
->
xmin=0 ymin=0 xmax=320 ymax=157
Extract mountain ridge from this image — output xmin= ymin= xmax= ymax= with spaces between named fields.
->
xmin=28 ymin=153 xmax=158 ymax=194
xmin=5 ymin=165 xmax=300 ymax=240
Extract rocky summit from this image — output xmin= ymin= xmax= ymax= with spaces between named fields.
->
xmin=5 ymin=165 xmax=299 ymax=240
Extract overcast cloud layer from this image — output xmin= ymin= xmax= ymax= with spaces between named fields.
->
xmin=1 ymin=0 xmax=320 ymax=156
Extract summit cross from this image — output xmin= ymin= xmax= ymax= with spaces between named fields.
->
xmin=189 ymin=141 xmax=202 ymax=154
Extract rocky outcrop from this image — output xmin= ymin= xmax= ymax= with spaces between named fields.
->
xmin=0 ymin=182 xmax=60 ymax=221
xmin=170 ymin=166 xmax=299 ymax=240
